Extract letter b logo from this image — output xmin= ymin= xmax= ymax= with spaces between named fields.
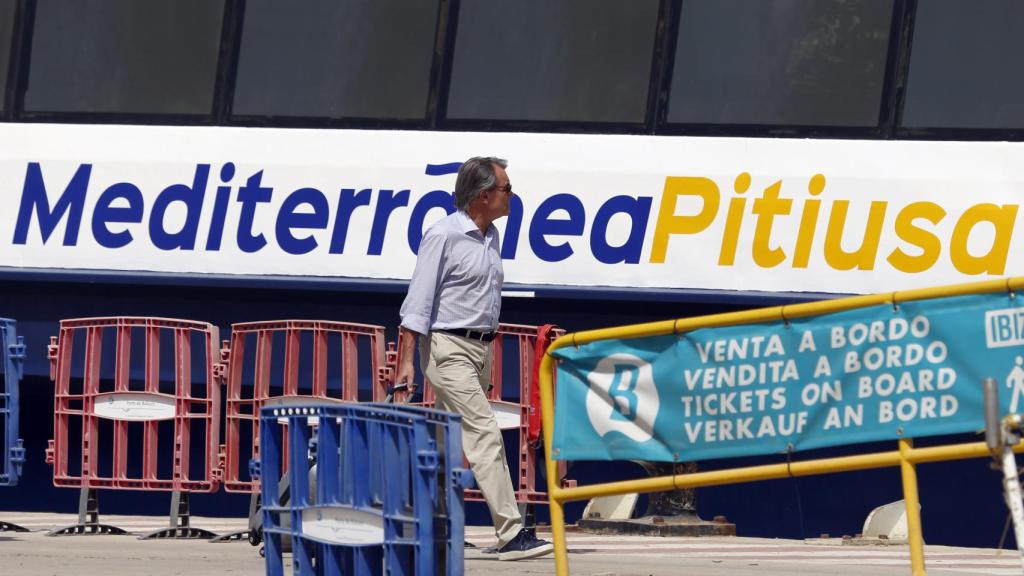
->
xmin=585 ymin=354 xmax=659 ymax=442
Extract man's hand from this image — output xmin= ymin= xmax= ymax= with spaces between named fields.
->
xmin=395 ymin=327 xmax=420 ymax=395
xmin=394 ymin=357 xmax=417 ymax=395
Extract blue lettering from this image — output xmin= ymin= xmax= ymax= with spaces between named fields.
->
xmin=236 ymin=170 xmax=273 ymax=253
xmin=329 ymin=188 xmax=371 ymax=254
xmin=12 ymin=163 xmax=91 ymax=246
xmin=424 ymin=162 xmax=462 ymax=176
xmin=12 ymin=160 xmax=662 ymax=270
xmin=276 ymin=187 xmax=329 ymax=255
xmin=529 ymin=193 xmax=585 ymax=262
xmin=408 ymin=190 xmax=454 ymax=253
xmin=149 ymin=164 xmax=209 ymax=251
xmin=590 ymin=196 xmax=652 ymax=264
xmin=92 ymin=182 xmax=144 ymax=249
xmin=206 ymin=163 xmax=235 ymax=251
xmin=501 ymin=195 xmax=524 ymax=259
xmin=368 ymin=189 xmax=409 ymax=255
xmin=995 ymin=315 xmax=1013 ymax=341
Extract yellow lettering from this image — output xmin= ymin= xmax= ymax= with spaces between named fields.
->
xmin=793 ymin=174 xmax=825 ymax=268
xmin=950 ymin=204 xmax=1019 ymax=275
xmin=650 ymin=177 xmax=720 ymax=263
xmin=887 ymin=202 xmax=945 ymax=273
xmin=718 ymin=173 xmax=750 ymax=266
xmin=824 ymin=200 xmax=888 ymax=270
xmin=751 ymin=180 xmax=791 ymax=268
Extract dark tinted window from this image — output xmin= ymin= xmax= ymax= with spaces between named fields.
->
xmin=668 ymin=0 xmax=894 ymax=127
xmin=902 ymin=0 xmax=1024 ymax=130
xmin=233 ymin=0 xmax=439 ymax=120
xmin=446 ymin=0 xmax=659 ymax=124
xmin=24 ymin=0 xmax=224 ymax=115
xmin=0 ymin=0 xmax=15 ymax=112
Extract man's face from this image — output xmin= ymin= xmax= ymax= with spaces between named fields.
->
xmin=481 ymin=164 xmax=512 ymax=220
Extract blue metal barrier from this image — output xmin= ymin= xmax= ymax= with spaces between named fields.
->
xmin=1 ymin=318 xmax=25 ymax=487
xmin=260 ymin=403 xmax=471 ymax=576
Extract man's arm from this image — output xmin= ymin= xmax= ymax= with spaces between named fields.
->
xmin=396 ymin=228 xmax=446 ymax=393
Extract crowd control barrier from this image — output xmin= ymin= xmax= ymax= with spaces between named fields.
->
xmin=380 ymin=323 xmax=564 ymax=504
xmin=221 ymin=320 xmax=386 ymax=544
xmin=540 ymin=277 xmax=1024 ymax=576
xmin=1 ymin=318 xmax=27 ymax=532
xmin=259 ymin=403 xmax=471 ymax=576
xmin=222 ymin=320 xmax=387 ymax=494
xmin=46 ymin=317 xmax=223 ymax=537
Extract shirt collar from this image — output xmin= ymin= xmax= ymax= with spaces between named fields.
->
xmin=456 ymin=210 xmax=490 ymax=238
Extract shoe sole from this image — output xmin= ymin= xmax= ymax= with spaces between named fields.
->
xmin=497 ymin=542 xmax=554 ymax=561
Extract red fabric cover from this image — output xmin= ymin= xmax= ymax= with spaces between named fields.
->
xmin=528 ymin=324 xmax=559 ymax=447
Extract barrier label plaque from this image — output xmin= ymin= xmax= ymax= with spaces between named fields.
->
xmin=300 ymin=506 xmax=385 ymax=546
xmin=94 ymin=392 xmax=176 ymax=422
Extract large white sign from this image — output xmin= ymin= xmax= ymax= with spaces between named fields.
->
xmin=1 ymin=123 xmax=1021 ymax=295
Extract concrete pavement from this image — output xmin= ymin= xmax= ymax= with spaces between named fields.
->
xmin=0 ymin=512 xmax=1020 ymax=575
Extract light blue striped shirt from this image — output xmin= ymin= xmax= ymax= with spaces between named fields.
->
xmin=400 ymin=210 xmax=503 ymax=335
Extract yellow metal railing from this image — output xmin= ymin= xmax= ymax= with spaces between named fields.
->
xmin=540 ymin=277 xmax=1024 ymax=576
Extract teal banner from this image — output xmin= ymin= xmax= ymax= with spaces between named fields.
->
xmin=552 ymin=293 xmax=1024 ymax=462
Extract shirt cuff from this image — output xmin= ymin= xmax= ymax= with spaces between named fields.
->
xmin=401 ymin=315 xmax=430 ymax=336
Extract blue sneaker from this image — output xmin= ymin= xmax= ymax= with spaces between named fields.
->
xmin=497 ymin=529 xmax=554 ymax=561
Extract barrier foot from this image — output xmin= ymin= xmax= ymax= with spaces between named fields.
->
xmin=140 ymin=526 xmax=222 ymax=540
xmin=0 ymin=520 xmax=30 ymax=532
xmin=208 ymin=528 xmax=251 ymax=542
xmin=48 ymin=488 xmax=129 ymax=536
xmin=138 ymin=491 xmax=220 ymax=541
xmin=49 ymin=523 xmax=128 ymax=536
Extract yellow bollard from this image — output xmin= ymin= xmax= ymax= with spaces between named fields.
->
xmin=539 ymin=353 xmax=571 ymax=576
xmin=900 ymin=438 xmax=927 ymax=576
xmin=549 ymin=496 xmax=570 ymax=576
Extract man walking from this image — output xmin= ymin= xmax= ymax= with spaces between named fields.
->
xmin=395 ymin=157 xmax=553 ymax=561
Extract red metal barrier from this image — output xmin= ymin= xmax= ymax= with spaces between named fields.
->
xmin=46 ymin=317 xmax=223 ymax=492
xmin=380 ymin=323 xmax=564 ymax=504
xmin=220 ymin=320 xmax=387 ymax=493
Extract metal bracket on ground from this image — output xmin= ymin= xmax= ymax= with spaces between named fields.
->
xmin=577 ymin=461 xmax=737 ymax=537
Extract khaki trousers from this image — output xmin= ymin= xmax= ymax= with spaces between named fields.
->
xmin=419 ymin=331 xmax=522 ymax=546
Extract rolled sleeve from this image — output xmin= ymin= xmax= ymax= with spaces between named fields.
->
xmin=400 ymin=229 xmax=446 ymax=335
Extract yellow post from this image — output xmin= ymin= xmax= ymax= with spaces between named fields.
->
xmin=538 ymin=353 xmax=570 ymax=576
xmin=900 ymin=438 xmax=927 ymax=576
xmin=548 ymin=495 xmax=569 ymax=576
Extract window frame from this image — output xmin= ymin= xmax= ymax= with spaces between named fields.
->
xmin=655 ymin=0 xmax=913 ymax=140
xmin=435 ymin=0 xmax=668 ymax=134
xmin=221 ymin=0 xmax=448 ymax=130
xmin=0 ymin=0 xmax=1022 ymax=141
xmin=13 ymin=0 xmax=232 ymax=125
xmin=1 ymin=0 xmax=27 ymax=119
xmin=892 ymin=0 xmax=1024 ymax=141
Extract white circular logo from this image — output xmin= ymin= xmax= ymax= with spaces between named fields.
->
xmin=585 ymin=354 xmax=659 ymax=442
